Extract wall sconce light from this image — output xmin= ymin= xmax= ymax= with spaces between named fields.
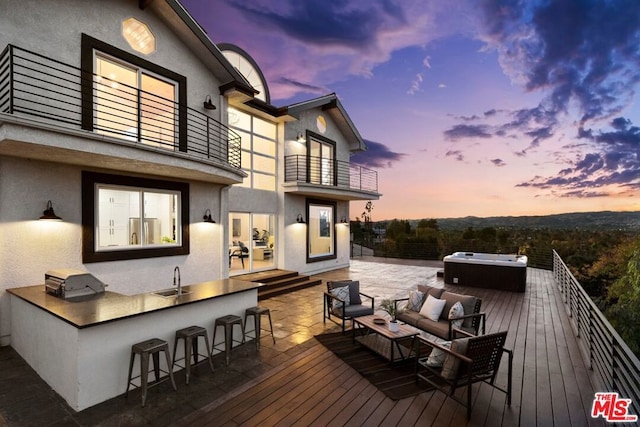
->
xmin=341 ymin=216 xmax=349 ymax=224
xmin=203 ymin=209 xmax=216 ymax=223
xmin=203 ymin=95 xmax=216 ymax=110
xmin=296 ymin=132 xmax=306 ymax=143
xmin=40 ymin=200 xmax=62 ymax=221
xmin=296 ymin=213 xmax=306 ymax=224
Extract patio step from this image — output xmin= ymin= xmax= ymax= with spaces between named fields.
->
xmin=233 ymin=270 xmax=322 ymax=300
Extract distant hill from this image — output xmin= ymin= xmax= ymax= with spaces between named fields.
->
xmin=404 ymin=211 xmax=640 ymax=232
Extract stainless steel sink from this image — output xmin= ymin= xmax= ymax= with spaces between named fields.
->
xmin=153 ymin=289 xmax=191 ymax=297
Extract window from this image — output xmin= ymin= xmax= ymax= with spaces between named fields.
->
xmin=82 ymin=171 xmax=189 ymax=262
xmin=81 ymin=34 xmax=187 ymax=152
xmin=307 ymin=199 xmax=336 ymax=262
xmin=308 ymin=133 xmax=335 ymax=186
xmin=228 ymin=108 xmax=276 ymax=190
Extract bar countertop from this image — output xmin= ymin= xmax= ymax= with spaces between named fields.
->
xmin=7 ymin=279 xmax=261 ymax=329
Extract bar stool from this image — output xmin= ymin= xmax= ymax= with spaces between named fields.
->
xmin=244 ymin=306 xmax=275 ymax=350
xmin=171 ymin=325 xmax=215 ymax=384
xmin=125 ymin=338 xmax=177 ymax=407
xmin=211 ymin=314 xmax=245 ymax=366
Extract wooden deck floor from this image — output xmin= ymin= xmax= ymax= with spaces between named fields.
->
xmin=178 ymin=264 xmax=604 ymax=427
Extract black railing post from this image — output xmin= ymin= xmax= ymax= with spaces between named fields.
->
xmin=8 ymin=45 xmax=14 ymax=114
xmin=206 ymin=116 xmax=210 ymax=158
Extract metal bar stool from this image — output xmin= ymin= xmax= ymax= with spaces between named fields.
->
xmin=244 ymin=306 xmax=275 ymax=350
xmin=171 ymin=325 xmax=215 ymax=384
xmin=211 ymin=314 xmax=245 ymax=366
xmin=125 ymin=338 xmax=177 ymax=407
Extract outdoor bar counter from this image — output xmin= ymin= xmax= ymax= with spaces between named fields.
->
xmin=7 ymin=279 xmax=260 ymax=411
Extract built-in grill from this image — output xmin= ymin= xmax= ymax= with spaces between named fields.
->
xmin=45 ymin=268 xmax=106 ymax=299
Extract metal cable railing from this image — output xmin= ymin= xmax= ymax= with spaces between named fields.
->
xmin=0 ymin=44 xmax=240 ymax=168
xmin=553 ymin=250 xmax=640 ymax=417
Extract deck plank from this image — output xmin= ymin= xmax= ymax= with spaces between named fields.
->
xmin=179 ymin=266 xmax=602 ymax=427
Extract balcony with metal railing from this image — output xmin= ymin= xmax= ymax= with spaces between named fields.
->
xmin=0 ymin=44 xmax=241 ymax=178
xmin=284 ymin=154 xmax=379 ymax=201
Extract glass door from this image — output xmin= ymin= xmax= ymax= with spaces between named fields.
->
xmin=229 ymin=212 xmax=275 ymax=273
xmin=309 ymin=138 xmax=335 ymax=185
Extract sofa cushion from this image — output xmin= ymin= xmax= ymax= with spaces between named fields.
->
xmin=407 ymin=290 xmax=425 ymax=312
xmin=420 ymin=295 xmax=446 ymax=321
xmin=341 ymin=303 xmax=374 ymax=318
xmin=417 ymin=284 xmax=445 ymax=300
xmin=441 ymin=337 xmax=470 ymax=380
xmin=440 ymin=291 xmax=477 ymax=328
xmin=396 ymin=309 xmax=423 ymax=327
xmin=448 ymin=301 xmax=465 ymax=329
xmin=416 ymin=317 xmax=450 ymax=338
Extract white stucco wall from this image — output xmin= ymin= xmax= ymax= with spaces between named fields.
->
xmin=0 ymin=158 xmax=226 ymax=345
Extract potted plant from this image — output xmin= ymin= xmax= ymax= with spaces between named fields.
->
xmin=379 ymin=298 xmax=399 ymax=332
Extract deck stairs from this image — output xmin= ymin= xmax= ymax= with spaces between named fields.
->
xmin=233 ymin=270 xmax=322 ymax=300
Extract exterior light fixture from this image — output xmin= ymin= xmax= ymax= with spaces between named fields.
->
xmin=341 ymin=216 xmax=349 ymax=224
xmin=296 ymin=132 xmax=306 ymax=143
xmin=40 ymin=200 xmax=62 ymax=221
xmin=203 ymin=95 xmax=216 ymax=110
xmin=296 ymin=213 xmax=306 ymax=224
xmin=203 ymin=209 xmax=216 ymax=223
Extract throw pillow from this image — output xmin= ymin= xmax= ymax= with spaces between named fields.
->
xmin=419 ymin=294 xmax=446 ymax=322
xmin=407 ymin=290 xmax=425 ymax=312
xmin=425 ymin=340 xmax=451 ymax=367
xmin=448 ymin=301 xmax=465 ymax=329
xmin=330 ymin=281 xmax=361 ymax=305
xmin=441 ymin=337 xmax=470 ymax=380
xmin=330 ymin=285 xmax=350 ymax=310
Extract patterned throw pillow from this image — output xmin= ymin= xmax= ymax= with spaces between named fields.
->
xmin=407 ymin=290 xmax=425 ymax=312
xmin=331 ymin=285 xmax=350 ymax=310
xmin=425 ymin=340 xmax=451 ymax=367
xmin=448 ymin=301 xmax=465 ymax=329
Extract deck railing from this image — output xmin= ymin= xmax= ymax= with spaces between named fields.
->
xmin=553 ymin=250 xmax=640 ymax=417
xmin=284 ymin=154 xmax=378 ymax=193
xmin=0 ymin=44 xmax=241 ymax=168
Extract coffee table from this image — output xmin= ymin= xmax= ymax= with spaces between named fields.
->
xmin=352 ymin=315 xmax=419 ymax=364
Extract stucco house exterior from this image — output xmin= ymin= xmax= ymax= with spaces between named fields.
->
xmin=0 ymin=0 xmax=380 ymax=346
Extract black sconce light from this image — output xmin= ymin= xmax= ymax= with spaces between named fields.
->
xmin=203 ymin=209 xmax=216 ymax=223
xmin=296 ymin=132 xmax=306 ymax=143
xmin=40 ymin=200 xmax=62 ymax=221
xmin=203 ymin=95 xmax=216 ymax=110
xmin=296 ymin=213 xmax=306 ymax=224
xmin=341 ymin=216 xmax=349 ymax=224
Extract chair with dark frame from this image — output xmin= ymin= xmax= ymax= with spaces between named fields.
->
xmin=323 ymin=280 xmax=375 ymax=333
xmin=229 ymin=241 xmax=249 ymax=268
xmin=415 ymin=329 xmax=513 ymax=420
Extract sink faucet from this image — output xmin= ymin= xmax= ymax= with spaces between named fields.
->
xmin=173 ymin=266 xmax=181 ymax=295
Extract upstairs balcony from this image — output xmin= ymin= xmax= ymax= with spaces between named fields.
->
xmin=284 ymin=154 xmax=380 ymax=201
xmin=0 ymin=45 xmax=242 ymax=183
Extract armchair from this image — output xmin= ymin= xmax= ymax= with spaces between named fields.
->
xmin=415 ymin=329 xmax=513 ymax=420
xmin=323 ymin=280 xmax=374 ymax=333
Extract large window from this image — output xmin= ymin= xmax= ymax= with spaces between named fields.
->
xmin=82 ymin=172 xmax=189 ymax=262
xmin=81 ymin=34 xmax=187 ymax=151
xmin=307 ymin=199 xmax=336 ymax=262
xmin=229 ymin=212 xmax=275 ymax=272
xmin=228 ymin=108 xmax=276 ymax=191
xmin=94 ymin=54 xmax=177 ymax=148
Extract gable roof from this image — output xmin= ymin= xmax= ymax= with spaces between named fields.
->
xmin=287 ymin=93 xmax=366 ymax=152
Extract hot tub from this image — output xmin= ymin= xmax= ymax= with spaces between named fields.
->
xmin=443 ymin=252 xmax=527 ymax=292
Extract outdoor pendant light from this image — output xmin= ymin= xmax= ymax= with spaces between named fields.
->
xmin=40 ymin=200 xmax=62 ymax=221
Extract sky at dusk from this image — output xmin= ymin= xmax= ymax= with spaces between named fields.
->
xmin=181 ymin=0 xmax=640 ymax=221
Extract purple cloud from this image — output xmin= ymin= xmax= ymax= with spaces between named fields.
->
xmin=350 ymin=139 xmax=406 ymax=168
xmin=444 ymin=124 xmax=492 ymax=141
